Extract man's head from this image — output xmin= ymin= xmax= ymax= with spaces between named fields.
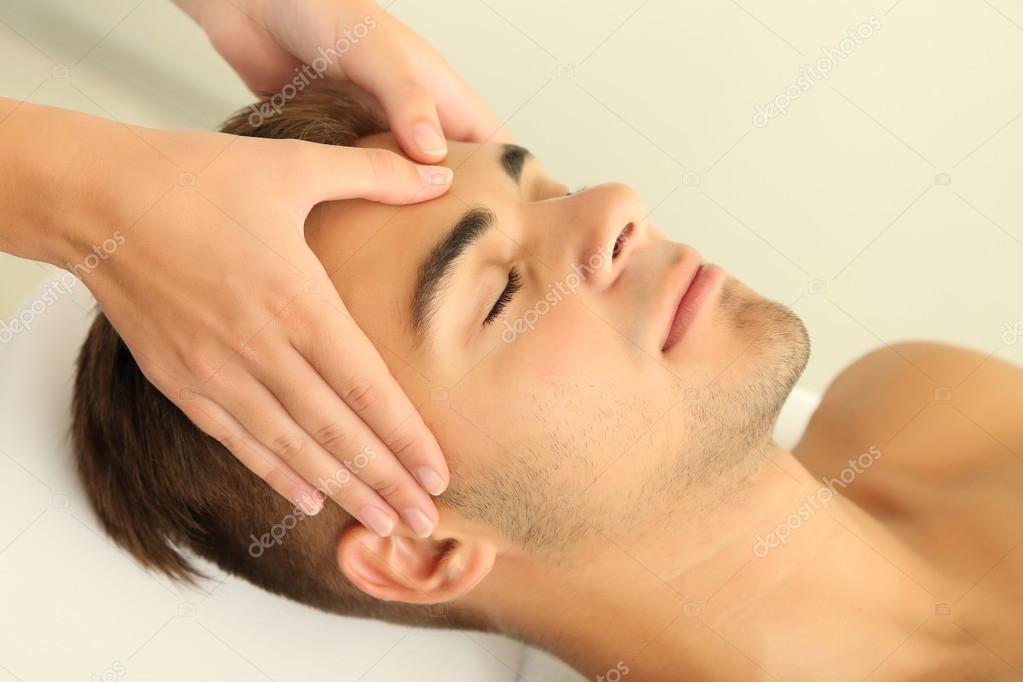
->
xmin=72 ymin=81 xmax=809 ymax=632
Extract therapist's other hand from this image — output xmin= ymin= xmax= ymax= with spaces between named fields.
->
xmin=83 ymin=129 xmax=453 ymax=538
xmin=181 ymin=0 xmax=512 ymax=161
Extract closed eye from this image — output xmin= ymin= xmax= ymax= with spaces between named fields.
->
xmin=484 ymin=268 xmax=521 ymax=325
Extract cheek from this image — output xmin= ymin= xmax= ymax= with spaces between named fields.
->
xmin=501 ymin=296 xmax=685 ymax=397
xmin=494 ymin=297 xmax=619 ymax=379
xmin=451 ymin=322 xmax=681 ymax=484
xmin=443 ymin=368 xmax=632 ymax=495
xmin=422 ymin=394 xmax=505 ymax=483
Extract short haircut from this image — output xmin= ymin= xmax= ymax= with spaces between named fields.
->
xmin=71 ymin=82 xmax=466 ymax=629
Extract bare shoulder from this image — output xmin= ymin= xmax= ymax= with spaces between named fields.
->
xmin=796 ymin=340 xmax=1023 ymax=477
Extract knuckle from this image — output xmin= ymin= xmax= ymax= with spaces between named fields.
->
xmin=363 ymin=148 xmax=400 ymax=187
xmin=314 ymin=422 xmax=355 ymax=453
xmin=270 ymin=433 xmax=306 ymax=462
xmin=368 ymin=476 xmax=403 ymax=500
xmin=180 ymin=348 xmax=220 ymax=384
xmin=385 ymin=426 xmax=419 ymax=458
xmin=225 ymin=333 xmax=260 ymax=363
xmin=343 ymin=377 xmax=380 ymax=414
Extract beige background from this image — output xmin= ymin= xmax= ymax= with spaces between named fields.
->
xmin=1 ymin=0 xmax=1021 ymax=393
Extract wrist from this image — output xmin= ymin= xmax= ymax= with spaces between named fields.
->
xmin=57 ymin=122 xmax=184 ymax=275
xmin=0 ymin=100 xmax=191 ymax=276
xmin=0 ymin=100 xmax=88 ymax=267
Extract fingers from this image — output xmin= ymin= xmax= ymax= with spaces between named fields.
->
xmin=177 ymin=391 xmax=326 ymax=516
xmin=200 ymin=362 xmax=424 ymax=538
xmin=376 ymin=80 xmax=449 ymax=164
xmin=185 ymin=0 xmax=305 ymax=94
xmin=291 ymin=296 xmax=452 ymax=508
xmin=331 ymin=25 xmax=451 ymax=162
xmin=430 ymin=71 xmax=514 ymax=145
xmin=359 ymin=65 xmax=514 ymax=159
xmin=342 ymin=12 xmax=511 ymax=155
xmin=288 ymin=142 xmax=453 ymax=207
xmin=343 ymin=40 xmax=449 ymax=163
xmin=253 ymin=340 xmax=441 ymax=538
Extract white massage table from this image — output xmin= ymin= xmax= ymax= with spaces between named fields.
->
xmin=0 ymin=272 xmax=821 ymax=681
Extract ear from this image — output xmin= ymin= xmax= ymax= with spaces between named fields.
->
xmin=337 ymin=524 xmax=497 ymax=604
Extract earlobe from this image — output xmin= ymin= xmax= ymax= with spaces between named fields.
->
xmin=338 ymin=524 xmax=496 ymax=604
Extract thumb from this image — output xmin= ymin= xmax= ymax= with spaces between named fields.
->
xmin=374 ymin=79 xmax=449 ymax=164
xmin=292 ymin=143 xmax=454 ymax=206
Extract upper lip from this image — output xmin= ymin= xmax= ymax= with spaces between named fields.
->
xmin=660 ymin=248 xmax=704 ymax=351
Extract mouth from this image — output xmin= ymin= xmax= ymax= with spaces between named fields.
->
xmin=660 ymin=250 xmax=719 ymax=353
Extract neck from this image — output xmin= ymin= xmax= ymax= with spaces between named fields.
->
xmin=473 ymin=441 xmax=935 ymax=681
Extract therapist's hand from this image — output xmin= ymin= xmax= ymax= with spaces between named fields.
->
xmin=176 ymin=0 xmax=512 ymax=161
xmin=75 ymin=124 xmax=455 ymax=539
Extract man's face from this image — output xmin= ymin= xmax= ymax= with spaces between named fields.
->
xmin=305 ymin=133 xmax=810 ymax=551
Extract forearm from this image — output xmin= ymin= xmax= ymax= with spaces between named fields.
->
xmin=0 ymin=97 xmax=171 ymax=268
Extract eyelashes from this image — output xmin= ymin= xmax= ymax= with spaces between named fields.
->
xmin=482 ymin=186 xmax=581 ymax=327
xmin=484 ymin=268 xmax=522 ymax=325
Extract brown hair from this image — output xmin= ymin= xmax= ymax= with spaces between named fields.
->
xmin=71 ymin=82 xmax=460 ymax=628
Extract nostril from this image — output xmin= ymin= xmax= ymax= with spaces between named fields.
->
xmin=612 ymin=222 xmax=634 ymax=259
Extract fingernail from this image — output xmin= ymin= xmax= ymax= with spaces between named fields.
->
xmin=295 ymin=490 xmax=324 ymax=516
xmin=415 ymin=466 xmax=447 ymax=496
xmin=403 ymin=508 xmax=434 ymax=538
xmin=413 ymin=123 xmax=447 ymax=158
xmin=417 ymin=164 xmax=452 ymax=186
xmin=361 ymin=506 xmax=395 ymax=537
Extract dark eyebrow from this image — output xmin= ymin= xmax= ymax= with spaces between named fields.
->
xmin=410 ymin=207 xmax=496 ymax=343
xmin=408 ymin=145 xmax=533 ymax=344
xmin=407 ymin=146 xmax=536 ymax=343
xmin=500 ymin=144 xmax=532 ymax=183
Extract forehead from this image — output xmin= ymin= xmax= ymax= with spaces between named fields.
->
xmin=304 ymin=133 xmax=511 ymax=379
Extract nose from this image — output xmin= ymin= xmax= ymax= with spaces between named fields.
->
xmin=554 ymin=183 xmax=649 ymax=291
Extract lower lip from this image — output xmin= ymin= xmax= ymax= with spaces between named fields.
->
xmin=662 ymin=263 xmax=723 ymax=352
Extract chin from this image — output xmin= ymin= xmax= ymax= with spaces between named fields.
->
xmin=698 ymin=282 xmax=810 ymax=466
xmin=628 ymin=279 xmax=811 ymax=513
xmin=730 ymin=288 xmax=810 ymax=437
